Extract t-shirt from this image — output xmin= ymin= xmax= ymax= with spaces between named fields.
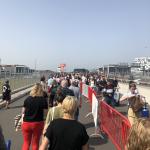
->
xmin=45 ymin=106 xmax=64 ymax=126
xmin=97 ymin=80 xmax=107 ymax=91
xmin=45 ymin=118 xmax=89 ymax=150
xmin=23 ymin=96 xmax=48 ymax=122
xmin=2 ymin=83 xmax=11 ymax=96
xmin=62 ymin=87 xmax=74 ymax=97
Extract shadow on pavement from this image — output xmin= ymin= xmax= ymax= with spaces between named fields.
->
xmin=89 ymin=133 xmax=109 ymax=146
xmin=89 ymin=146 xmax=95 ymax=150
xmin=119 ymin=111 xmax=127 ymax=116
xmin=84 ymin=122 xmax=95 ymax=129
xmin=119 ymin=103 xmax=128 ymax=107
xmin=9 ymin=105 xmax=23 ymax=109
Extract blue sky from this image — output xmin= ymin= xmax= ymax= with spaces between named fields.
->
xmin=0 ymin=0 xmax=150 ymax=71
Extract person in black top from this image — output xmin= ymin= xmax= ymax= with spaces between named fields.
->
xmin=22 ymin=83 xmax=48 ymax=150
xmin=113 ymin=76 xmax=118 ymax=88
xmin=103 ymin=79 xmax=115 ymax=107
xmin=60 ymin=80 xmax=74 ymax=97
xmin=2 ymin=80 xmax=11 ymax=109
xmin=40 ymin=96 xmax=89 ymax=150
xmin=97 ymin=75 xmax=107 ymax=93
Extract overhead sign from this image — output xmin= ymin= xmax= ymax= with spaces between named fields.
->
xmin=58 ymin=64 xmax=66 ymax=72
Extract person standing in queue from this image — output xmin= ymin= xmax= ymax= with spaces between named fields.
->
xmin=39 ymin=96 xmax=89 ymax=150
xmin=21 ymin=83 xmax=48 ymax=150
xmin=2 ymin=80 xmax=11 ymax=109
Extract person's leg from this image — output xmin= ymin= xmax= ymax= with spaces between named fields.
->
xmin=5 ymin=100 xmax=9 ymax=109
xmin=5 ymin=95 xmax=11 ymax=109
xmin=32 ymin=122 xmax=44 ymax=150
xmin=22 ymin=122 xmax=32 ymax=150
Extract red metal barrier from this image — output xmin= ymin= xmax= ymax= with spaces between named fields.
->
xmin=100 ymin=101 xmax=131 ymax=150
xmin=88 ymin=87 xmax=93 ymax=104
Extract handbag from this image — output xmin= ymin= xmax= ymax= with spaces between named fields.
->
xmin=14 ymin=114 xmax=22 ymax=131
xmin=130 ymin=95 xmax=145 ymax=112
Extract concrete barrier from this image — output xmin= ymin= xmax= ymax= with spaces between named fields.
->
xmin=0 ymin=84 xmax=34 ymax=109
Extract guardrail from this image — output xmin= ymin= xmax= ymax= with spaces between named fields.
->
xmin=100 ymin=101 xmax=131 ymax=150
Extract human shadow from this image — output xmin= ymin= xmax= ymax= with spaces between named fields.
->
xmin=9 ymin=105 xmax=23 ymax=109
xmin=84 ymin=122 xmax=95 ymax=129
xmin=119 ymin=103 xmax=128 ymax=107
xmin=89 ymin=133 xmax=108 ymax=146
xmin=119 ymin=111 xmax=127 ymax=116
xmin=89 ymin=146 xmax=95 ymax=150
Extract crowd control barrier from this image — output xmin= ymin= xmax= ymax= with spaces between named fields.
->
xmin=80 ymin=82 xmax=131 ymax=150
xmin=100 ymin=101 xmax=131 ymax=150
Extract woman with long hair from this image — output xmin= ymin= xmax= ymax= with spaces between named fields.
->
xmin=21 ymin=83 xmax=48 ymax=150
xmin=127 ymin=118 xmax=150 ymax=150
xmin=40 ymin=96 xmax=89 ymax=150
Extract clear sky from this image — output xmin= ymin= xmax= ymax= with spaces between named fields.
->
xmin=0 ymin=0 xmax=150 ymax=71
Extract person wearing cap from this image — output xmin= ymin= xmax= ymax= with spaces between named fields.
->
xmin=2 ymin=80 xmax=11 ymax=109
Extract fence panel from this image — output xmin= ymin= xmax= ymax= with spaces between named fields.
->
xmin=100 ymin=101 xmax=131 ymax=150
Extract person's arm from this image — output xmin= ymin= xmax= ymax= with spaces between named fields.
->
xmin=120 ymin=94 xmax=128 ymax=102
xmin=43 ymin=109 xmax=52 ymax=134
xmin=39 ymin=136 xmax=49 ymax=150
xmin=82 ymin=143 xmax=89 ymax=150
xmin=120 ymin=93 xmax=135 ymax=102
xmin=44 ymin=109 xmax=48 ymax=120
xmin=21 ymin=107 xmax=25 ymax=123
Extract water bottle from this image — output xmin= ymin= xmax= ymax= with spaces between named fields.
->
xmin=141 ymin=106 xmax=149 ymax=118
xmin=6 ymin=140 xmax=11 ymax=150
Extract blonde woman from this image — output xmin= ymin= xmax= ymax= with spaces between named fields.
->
xmin=126 ymin=118 xmax=150 ymax=150
xmin=21 ymin=83 xmax=48 ymax=150
xmin=40 ymin=96 xmax=89 ymax=150
xmin=43 ymin=87 xmax=65 ymax=135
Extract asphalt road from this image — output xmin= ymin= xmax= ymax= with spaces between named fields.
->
xmin=1 ymin=82 xmax=150 ymax=150
xmin=0 ymin=95 xmax=120 ymax=150
xmin=0 ymin=96 xmax=25 ymax=150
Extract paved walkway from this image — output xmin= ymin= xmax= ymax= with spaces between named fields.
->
xmin=0 ymin=82 xmax=149 ymax=149
xmin=0 ymin=87 xmax=32 ymax=108
xmin=0 ymin=94 xmax=116 ymax=150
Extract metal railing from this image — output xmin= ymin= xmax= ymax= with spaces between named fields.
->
xmin=0 ymin=74 xmax=40 ymax=94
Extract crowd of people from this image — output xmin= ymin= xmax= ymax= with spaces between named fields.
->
xmin=0 ymin=72 xmax=150 ymax=150
xmin=20 ymin=74 xmax=88 ymax=150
